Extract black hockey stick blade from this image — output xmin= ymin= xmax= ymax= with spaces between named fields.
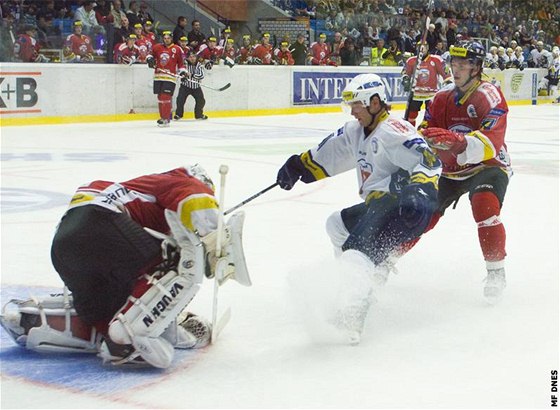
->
xmin=217 ymin=82 xmax=231 ymax=92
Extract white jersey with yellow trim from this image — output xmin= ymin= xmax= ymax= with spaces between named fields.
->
xmin=305 ymin=112 xmax=442 ymax=200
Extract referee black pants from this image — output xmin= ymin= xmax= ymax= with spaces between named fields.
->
xmin=175 ymin=85 xmax=205 ymax=119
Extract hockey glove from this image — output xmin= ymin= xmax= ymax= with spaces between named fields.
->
xmin=421 ymin=127 xmax=467 ymax=153
xmin=204 ymin=61 xmax=213 ymax=70
xmin=277 ymin=154 xmax=315 ymax=190
xmin=146 ymin=55 xmax=156 ymax=68
xmin=402 ymin=75 xmax=411 ymax=92
xmin=399 ymin=183 xmax=438 ymax=231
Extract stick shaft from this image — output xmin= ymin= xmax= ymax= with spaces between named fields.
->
xmin=224 ymin=182 xmax=278 ymax=216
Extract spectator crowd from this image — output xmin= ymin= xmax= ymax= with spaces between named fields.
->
xmin=1 ymin=0 xmax=559 ymax=74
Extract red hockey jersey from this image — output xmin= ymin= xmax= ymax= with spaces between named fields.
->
xmin=13 ymin=34 xmax=41 ymax=62
xmin=424 ymin=80 xmax=511 ymax=179
xmin=403 ymin=54 xmax=452 ymax=100
xmin=149 ymin=42 xmax=184 ymax=83
xmin=66 ymin=167 xmax=218 ymax=236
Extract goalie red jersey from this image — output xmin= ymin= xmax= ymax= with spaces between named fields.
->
xmin=403 ymin=54 xmax=452 ymax=100
xmin=423 ymin=79 xmax=511 ymax=179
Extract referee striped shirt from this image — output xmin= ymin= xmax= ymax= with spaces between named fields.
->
xmin=182 ymin=61 xmax=204 ymax=89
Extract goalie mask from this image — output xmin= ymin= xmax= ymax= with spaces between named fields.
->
xmin=186 ymin=164 xmax=215 ymax=191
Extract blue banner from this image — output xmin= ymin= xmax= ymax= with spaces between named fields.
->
xmin=292 ymin=71 xmax=406 ymax=105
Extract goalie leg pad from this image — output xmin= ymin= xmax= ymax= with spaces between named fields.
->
xmin=107 ymin=270 xmax=200 ymax=368
xmin=0 ymin=292 xmax=99 ymax=354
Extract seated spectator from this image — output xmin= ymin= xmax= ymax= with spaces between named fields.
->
xmin=63 ymin=20 xmax=94 ymax=63
xmin=74 ymin=0 xmax=104 ymax=37
xmin=113 ymin=16 xmax=131 ymax=47
xmin=111 ymin=0 xmax=127 ymax=29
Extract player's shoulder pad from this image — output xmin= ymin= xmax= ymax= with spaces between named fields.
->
xmin=478 ymin=81 xmax=503 ymax=108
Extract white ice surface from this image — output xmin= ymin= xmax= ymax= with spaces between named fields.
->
xmin=0 ymin=105 xmax=558 ymax=409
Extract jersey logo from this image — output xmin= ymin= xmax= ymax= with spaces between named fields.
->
xmin=467 ymin=104 xmax=478 ymax=118
xmin=481 ymin=82 xmax=502 ymax=107
xmin=417 ymin=146 xmax=441 ymax=170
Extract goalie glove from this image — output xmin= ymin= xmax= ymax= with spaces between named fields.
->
xmin=421 ymin=127 xmax=467 ymax=154
xmin=146 ymin=55 xmax=156 ymax=68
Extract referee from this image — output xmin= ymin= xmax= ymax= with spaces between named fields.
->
xmin=174 ymin=51 xmax=208 ymax=120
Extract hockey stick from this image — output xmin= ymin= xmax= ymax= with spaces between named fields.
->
xmin=224 ymin=182 xmax=279 ymax=216
xmin=158 ymin=68 xmax=231 ymax=92
xmin=403 ymin=0 xmax=435 ymax=121
xmin=211 ymin=164 xmax=232 ymax=343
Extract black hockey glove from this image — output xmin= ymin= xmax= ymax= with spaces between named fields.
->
xmin=204 ymin=61 xmax=213 ymax=70
xmin=277 ymin=154 xmax=310 ymax=190
xmin=398 ymin=183 xmax=438 ymax=231
xmin=146 ymin=55 xmax=156 ymax=68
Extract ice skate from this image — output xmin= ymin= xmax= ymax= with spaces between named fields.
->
xmin=157 ymin=118 xmax=170 ymax=127
xmin=483 ymin=267 xmax=506 ymax=305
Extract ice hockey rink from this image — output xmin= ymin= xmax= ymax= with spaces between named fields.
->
xmin=1 ymin=104 xmax=558 ymax=409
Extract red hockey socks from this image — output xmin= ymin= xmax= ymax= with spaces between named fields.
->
xmin=471 ymin=191 xmax=506 ymax=261
xmin=158 ymin=93 xmax=172 ymax=120
xmin=407 ymin=110 xmax=419 ymax=127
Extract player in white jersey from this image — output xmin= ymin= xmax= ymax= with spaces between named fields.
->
xmin=276 ymin=74 xmax=442 ymax=343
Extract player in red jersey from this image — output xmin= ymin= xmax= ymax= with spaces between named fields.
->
xmin=308 ymin=33 xmax=336 ymax=66
xmin=13 ymin=24 xmax=49 ymax=62
xmin=132 ymin=22 xmax=151 ymax=63
xmin=236 ymin=34 xmax=253 ymax=64
xmin=63 ymin=20 xmax=94 ymax=63
xmin=197 ymin=36 xmax=224 ymax=69
xmin=251 ymin=32 xmax=274 ymax=65
xmin=113 ymin=33 xmax=140 ymax=64
xmin=402 ymin=42 xmax=453 ymax=126
xmin=0 ymin=166 xmax=250 ymax=368
xmin=274 ymin=40 xmax=295 ymax=65
xmin=419 ymin=40 xmax=511 ymax=304
xmin=146 ymin=31 xmax=186 ymax=127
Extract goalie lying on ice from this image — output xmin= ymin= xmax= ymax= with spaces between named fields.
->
xmin=0 ymin=165 xmax=251 ymax=368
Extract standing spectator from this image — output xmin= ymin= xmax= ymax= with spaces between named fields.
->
xmin=289 ymin=32 xmax=308 ymax=65
xmin=146 ymin=31 xmax=185 ymax=127
xmin=426 ymin=23 xmax=438 ymax=52
xmin=188 ymin=19 xmax=206 ymax=52
xmin=13 ymin=24 xmax=49 ymax=62
xmin=138 ymin=1 xmax=153 ymax=25
xmin=174 ymin=51 xmax=207 ymax=121
xmin=381 ymin=39 xmax=403 ymax=66
xmin=371 ymin=38 xmax=387 ymax=66
xmin=74 ymin=0 xmax=104 ymax=37
xmin=274 ymin=40 xmax=295 ymax=65
xmin=339 ymin=37 xmax=361 ymax=65
xmin=125 ymin=0 xmax=141 ymax=27
xmin=420 ymin=41 xmax=511 ymax=304
xmin=173 ymin=16 xmax=188 ymax=46
xmin=63 ymin=21 xmax=94 ymax=63
xmin=252 ymin=32 xmax=274 ymax=65
xmin=330 ymin=31 xmax=344 ymax=65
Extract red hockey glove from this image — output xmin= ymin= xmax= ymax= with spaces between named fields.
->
xmin=421 ymin=127 xmax=467 ymax=153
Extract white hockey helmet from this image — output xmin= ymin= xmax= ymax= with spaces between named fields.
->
xmin=186 ymin=164 xmax=215 ymax=191
xmin=341 ymin=74 xmax=387 ymax=109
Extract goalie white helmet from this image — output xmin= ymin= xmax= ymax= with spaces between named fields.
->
xmin=186 ymin=164 xmax=215 ymax=191
xmin=341 ymin=73 xmax=387 ymax=109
